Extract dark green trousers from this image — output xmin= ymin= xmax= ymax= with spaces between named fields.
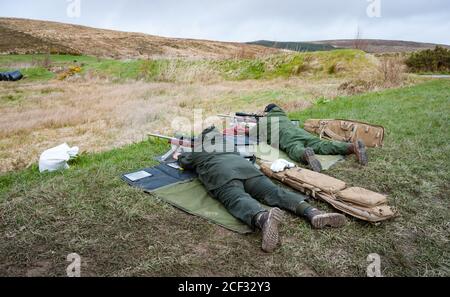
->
xmin=210 ymin=175 xmax=312 ymax=227
xmin=283 ymin=130 xmax=351 ymax=162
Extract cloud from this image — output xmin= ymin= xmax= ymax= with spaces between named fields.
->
xmin=0 ymin=0 xmax=449 ymax=44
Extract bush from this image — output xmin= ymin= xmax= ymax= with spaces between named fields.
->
xmin=405 ymin=46 xmax=450 ymax=73
xmin=377 ymin=56 xmax=406 ymax=86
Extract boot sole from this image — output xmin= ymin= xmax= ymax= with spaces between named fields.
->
xmin=261 ymin=208 xmax=284 ymax=253
xmin=304 ymin=148 xmax=322 ymax=172
xmin=356 ymin=140 xmax=369 ymax=166
xmin=311 ymin=213 xmax=347 ymax=229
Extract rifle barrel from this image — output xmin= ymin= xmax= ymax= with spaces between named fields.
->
xmin=217 ymin=114 xmax=236 ymax=119
xmin=148 ymin=133 xmax=173 ymax=141
xmin=149 ymin=133 xmax=194 ymax=148
xmin=235 ymin=112 xmax=264 ymax=118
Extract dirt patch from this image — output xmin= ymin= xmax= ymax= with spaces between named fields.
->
xmin=26 ymin=261 xmax=52 ymax=277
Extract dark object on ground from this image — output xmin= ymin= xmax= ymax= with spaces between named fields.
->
xmin=0 ymin=70 xmax=23 ymax=81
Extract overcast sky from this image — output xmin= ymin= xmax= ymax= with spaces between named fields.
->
xmin=1 ymin=0 xmax=449 ymax=44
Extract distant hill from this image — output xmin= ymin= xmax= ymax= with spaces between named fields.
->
xmin=247 ymin=40 xmax=335 ymax=52
xmin=0 ymin=18 xmax=279 ymax=59
xmin=311 ymin=39 xmax=450 ymax=53
xmin=248 ymin=39 xmax=450 ymax=54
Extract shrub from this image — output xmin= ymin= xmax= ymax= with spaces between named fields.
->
xmin=377 ymin=56 xmax=406 ymax=86
xmin=405 ymin=46 xmax=450 ymax=73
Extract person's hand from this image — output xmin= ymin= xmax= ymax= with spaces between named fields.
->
xmin=173 ymin=152 xmax=181 ymax=160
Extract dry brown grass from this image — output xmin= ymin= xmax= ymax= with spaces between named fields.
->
xmin=376 ymin=56 xmax=407 ymax=87
xmin=0 ymin=18 xmax=280 ymax=60
xmin=0 ymin=76 xmax=346 ymax=172
xmin=338 ymin=56 xmax=409 ymax=95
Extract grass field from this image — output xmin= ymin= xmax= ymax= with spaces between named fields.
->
xmin=0 ymin=50 xmax=373 ymax=82
xmin=1 ymin=80 xmax=448 ymax=276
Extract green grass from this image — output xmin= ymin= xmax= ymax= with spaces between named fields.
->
xmin=0 ymin=66 xmax=54 ymax=81
xmin=0 ymin=80 xmax=449 ymax=276
xmin=84 ymin=59 xmax=177 ymax=81
xmin=215 ymin=49 xmax=371 ymax=80
xmin=0 ymin=54 xmax=97 ymax=81
xmin=0 ymin=50 xmax=372 ymax=83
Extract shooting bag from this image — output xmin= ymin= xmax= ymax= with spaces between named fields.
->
xmin=260 ymin=162 xmax=396 ymax=222
xmin=303 ymin=119 xmax=385 ymax=148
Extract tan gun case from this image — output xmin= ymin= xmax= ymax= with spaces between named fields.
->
xmin=260 ymin=162 xmax=396 ymax=222
xmin=304 ymin=119 xmax=385 ymax=148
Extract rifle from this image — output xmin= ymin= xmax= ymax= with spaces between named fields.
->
xmin=234 ymin=112 xmax=265 ymax=145
xmin=148 ymin=133 xmax=195 ymax=148
xmin=235 ymin=112 xmax=265 ymax=119
xmin=217 ymin=114 xmax=258 ymax=123
xmin=149 ymin=133 xmax=257 ymax=163
xmin=149 ymin=133 xmax=196 ymax=162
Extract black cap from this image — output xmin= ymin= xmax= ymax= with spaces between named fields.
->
xmin=264 ymin=104 xmax=279 ymax=113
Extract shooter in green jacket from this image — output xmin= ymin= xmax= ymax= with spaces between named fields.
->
xmin=174 ymin=126 xmax=346 ymax=253
xmin=263 ymin=104 xmax=368 ymax=172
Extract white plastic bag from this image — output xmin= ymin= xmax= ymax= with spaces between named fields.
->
xmin=39 ymin=143 xmax=79 ymax=173
xmin=270 ymin=159 xmax=295 ymax=173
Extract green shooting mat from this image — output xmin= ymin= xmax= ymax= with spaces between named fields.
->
xmin=248 ymin=142 xmax=345 ymax=170
xmin=153 ymin=180 xmax=253 ymax=234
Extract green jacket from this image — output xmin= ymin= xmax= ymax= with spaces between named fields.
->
xmin=178 ymin=127 xmax=262 ymax=191
xmin=265 ymin=106 xmax=310 ymax=150
xmin=263 ymin=106 xmax=350 ymax=161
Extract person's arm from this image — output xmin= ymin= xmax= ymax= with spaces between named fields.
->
xmin=174 ymin=152 xmax=195 ymax=171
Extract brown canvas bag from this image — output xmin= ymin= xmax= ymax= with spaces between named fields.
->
xmin=285 ymin=168 xmax=347 ymax=194
xmin=259 ymin=162 xmax=396 ymax=222
xmin=304 ymin=119 xmax=385 ymax=148
xmin=317 ymin=193 xmax=396 ymax=222
xmin=338 ymin=187 xmax=387 ymax=207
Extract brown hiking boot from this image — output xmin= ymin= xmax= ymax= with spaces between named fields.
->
xmin=305 ymin=208 xmax=347 ymax=229
xmin=303 ymin=148 xmax=322 ymax=172
xmin=352 ymin=140 xmax=368 ymax=166
xmin=256 ymin=208 xmax=284 ymax=253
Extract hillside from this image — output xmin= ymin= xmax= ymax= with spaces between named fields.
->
xmin=312 ymin=39 xmax=450 ymax=53
xmin=0 ymin=18 xmax=279 ymax=59
xmin=247 ymin=40 xmax=335 ymax=52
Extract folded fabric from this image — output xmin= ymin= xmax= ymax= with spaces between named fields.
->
xmin=270 ymin=159 xmax=295 ymax=173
